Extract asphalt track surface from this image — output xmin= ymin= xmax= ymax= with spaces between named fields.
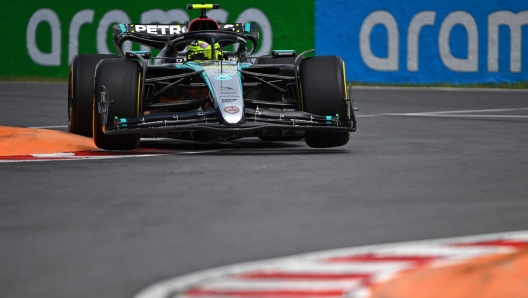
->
xmin=1 ymin=82 xmax=527 ymax=298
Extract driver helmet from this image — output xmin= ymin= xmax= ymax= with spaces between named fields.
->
xmin=187 ymin=40 xmax=222 ymax=60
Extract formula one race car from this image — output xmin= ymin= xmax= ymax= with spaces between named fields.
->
xmin=68 ymin=3 xmax=356 ymax=150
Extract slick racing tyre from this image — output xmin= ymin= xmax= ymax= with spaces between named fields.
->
xmin=92 ymin=58 xmax=141 ymax=150
xmin=68 ymin=54 xmax=119 ymax=137
xmin=300 ymin=56 xmax=350 ymax=148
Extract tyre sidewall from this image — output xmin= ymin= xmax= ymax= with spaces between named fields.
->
xmin=92 ymin=58 xmax=141 ymax=150
xmin=69 ymin=54 xmax=119 ymax=137
xmin=300 ymin=56 xmax=350 ymax=148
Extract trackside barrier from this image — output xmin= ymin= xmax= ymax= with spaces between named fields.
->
xmin=316 ymin=0 xmax=528 ymax=84
xmin=1 ymin=0 xmax=314 ymax=79
xmin=5 ymin=0 xmax=526 ymax=84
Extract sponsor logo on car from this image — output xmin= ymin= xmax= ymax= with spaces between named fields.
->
xmin=215 ymin=74 xmax=233 ymax=80
xmin=224 ymin=106 xmax=240 ymax=114
xmin=132 ymin=24 xmax=186 ymax=35
xmin=222 ymin=98 xmax=237 ymax=102
xmin=205 ymin=65 xmax=237 ymax=70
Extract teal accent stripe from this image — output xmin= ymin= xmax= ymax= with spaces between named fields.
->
xmin=119 ymin=24 xmax=126 ymax=33
xmin=201 ymin=72 xmax=215 ymax=99
xmin=245 ymin=23 xmax=250 ymax=32
xmin=326 ymin=116 xmax=332 ymax=120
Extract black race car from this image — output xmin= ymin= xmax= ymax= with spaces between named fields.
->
xmin=68 ymin=3 xmax=356 ymax=150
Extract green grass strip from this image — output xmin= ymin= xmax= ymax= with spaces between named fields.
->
xmin=0 ymin=76 xmax=67 ymax=82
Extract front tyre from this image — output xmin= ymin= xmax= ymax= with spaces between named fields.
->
xmin=300 ymin=56 xmax=350 ymax=148
xmin=68 ymin=54 xmax=118 ymax=137
xmin=92 ymin=59 xmax=141 ymax=150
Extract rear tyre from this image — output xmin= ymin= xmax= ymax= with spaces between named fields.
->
xmin=300 ymin=56 xmax=350 ymax=148
xmin=68 ymin=54 xmax=118 ymax=137
xmin=93 ymin=59 xmax=141 ymax=150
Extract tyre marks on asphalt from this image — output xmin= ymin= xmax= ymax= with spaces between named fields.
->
xmin=134 ymin=230 xmax=528 ymax=298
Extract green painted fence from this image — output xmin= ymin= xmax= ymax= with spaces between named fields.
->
xmin=1 ymin=0 xmax=314 ymax=78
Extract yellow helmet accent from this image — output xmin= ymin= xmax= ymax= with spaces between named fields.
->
xmin=187 ymin=4 xmax=218 ymax=10
xmin=188 ymin=40 xmax=222 ymax=60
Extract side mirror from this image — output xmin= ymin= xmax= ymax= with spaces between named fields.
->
xmin=175 ymin=51 xmax=188 ymax=63
xmin=271 ymin=50 xmax=296 ymax=58
xmin=125 ymin=51 xmax=152 ymax=59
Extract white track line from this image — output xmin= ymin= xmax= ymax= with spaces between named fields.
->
xmin=251 ymin=262 xmax=412 ymax=274
xmin=356 ymin=107 xmax=528 ymax=119
xmin=194 ymin=278 xmax=364 ymax=291
xmin=410 ymin=107 xmax=528 ymax=114
xmin=0 ymin=149 xmax=232 ymax=163
xmin=134 ymin=230 xmax=528 ymax=298
xmin=386 ymin=114 xmax=528 ymax=118
xmin=28 ymin=125 xmax=68 ymax=129
xmin=0 ymin=154 xmax=164 ymax=163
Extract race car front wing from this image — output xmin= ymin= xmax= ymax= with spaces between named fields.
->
xmin=97 ymin=86 xmax=357 ymax=136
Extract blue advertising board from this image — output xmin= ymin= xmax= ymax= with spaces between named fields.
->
xmin=316 ymin=0 xmax=528 ymax=84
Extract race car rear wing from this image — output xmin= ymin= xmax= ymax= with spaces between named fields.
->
xmin=113 ymin=22 xmax=259 ymax=46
